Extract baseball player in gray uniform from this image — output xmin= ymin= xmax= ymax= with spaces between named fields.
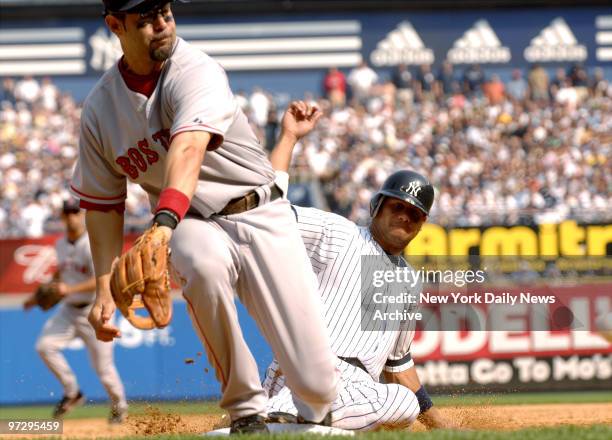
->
xmin=23 ymin=199 xmax=128 ymax=423
xmin=70 ymin=1 xmax=337 ymax=433
xmin=261 ymin=128 xmax=454 ymax=430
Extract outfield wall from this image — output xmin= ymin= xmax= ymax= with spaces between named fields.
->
xmin=0 ymin=232 xmax=610 ymax=404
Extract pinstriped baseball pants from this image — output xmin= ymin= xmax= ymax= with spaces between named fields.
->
xmin=264 ymin=359 xmax=419 ymax=430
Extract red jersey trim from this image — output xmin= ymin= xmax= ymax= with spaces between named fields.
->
xmin=118 ymin=57 xmax=161 ymax=98
xmin=80 ymin=200 xmax=126 ymax=214
xmin=70 ymin=185 xmax=126 ymax=202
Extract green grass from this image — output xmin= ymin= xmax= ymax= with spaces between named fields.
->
xmin=0 ymin=401 xmax=223 ymax=420
xmin=1 ymin=391 xmax=610 ymax=420
xmin=12 ymin=425 xmax=610 ymax=440
xmin=432 ymin=390 xmax=612 ymax=407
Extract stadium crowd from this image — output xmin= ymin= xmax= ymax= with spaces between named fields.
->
xmin=0 ymin=63 xmax=610 ymax=237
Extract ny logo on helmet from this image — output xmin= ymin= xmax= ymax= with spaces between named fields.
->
xmin=401 ymin=182 xmax=422 ymax=197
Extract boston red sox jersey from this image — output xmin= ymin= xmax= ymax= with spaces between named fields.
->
xmin=294 ymin=206 xmax=419 ymax=379
xmin=70 ymin=37 xmax=274 ymax=216
xmin=55 ymin=233 xmax=95 ymax=305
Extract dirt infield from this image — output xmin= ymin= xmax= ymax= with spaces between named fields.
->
xmin=48 ymin=402 xmax=612 ymax=437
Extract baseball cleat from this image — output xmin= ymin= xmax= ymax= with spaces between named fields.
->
xmin=267 ymin=411 xmax=298 ymax=424
xmin=297 ymin=411 xmax=332 ymax=426
xmin=52 ymin=391 xmax=85 ymax=419
xmin=229 ymin=414 xmax=269 ymax=434
xmin=108 ymin=406 xmax=128 ymax=424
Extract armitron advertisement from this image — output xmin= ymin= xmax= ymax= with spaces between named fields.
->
xmin=407 ymin=221 xmax=612 ymax=256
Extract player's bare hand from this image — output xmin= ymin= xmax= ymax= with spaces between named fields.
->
xmin=280 ymin=100 xmax=323 ymax=141
xmin=51 ymin=282 xmax=68 ymax=297
xmin=88 ymin=291 xmax=121 ymax=341
xmin=418 ymin=407 xmax=459 ymax=430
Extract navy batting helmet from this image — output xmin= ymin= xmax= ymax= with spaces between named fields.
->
xmin=103 ymin=0 xmax=180 ymax=14
xmin=370 ymin=170 xmax=434 ymax=218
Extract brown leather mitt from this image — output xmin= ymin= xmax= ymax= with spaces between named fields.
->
xmin=110 ymin=225 xmax=172 ymax=330
xmin=35 ymin=283 xmax=62 ymax=311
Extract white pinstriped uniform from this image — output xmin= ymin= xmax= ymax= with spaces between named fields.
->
xmin=263 ymin=206 xmax=420 ymax=430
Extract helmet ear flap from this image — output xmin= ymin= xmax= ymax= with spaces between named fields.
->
xmin=370 ymin=195 xmax=385 ymax=218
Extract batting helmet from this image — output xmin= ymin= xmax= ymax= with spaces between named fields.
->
xmin=103 ymin=0 xmax=180 ymax=14
xmin=370 ymin=170 xmax=434 ymax=218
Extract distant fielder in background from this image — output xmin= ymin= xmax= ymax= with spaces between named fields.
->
xmin=24 ymin=199 xmax=128 ymax=423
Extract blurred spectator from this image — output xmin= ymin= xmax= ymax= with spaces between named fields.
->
xmin=235 ymin=90 xmax=249 ymax=111
xmin=528 ymin=64 xmax=549 ymax=101
xmin=40 ymin=77 xmax=59 ymax=112
xmin=265 ymin=103 xmax=279 ymax=152
xmin=435 ymin=61 xmax=455 ymax=99
xmin=569 ymin=64 xmax=588 ymax=87
xmin=462 ymin=64 xmax=484 ymax=96
xmin=506 ymin=69 xmax=528 ymax=101
xmin=1 ymin=78 xmax=16 ymax=105
xmin=347 ymin=60 xmax=378 ymax=102
xmin=550 ymin=67 xmax=567 ymax=97
xmin=569 ymin=64 xmax=589 ymax=102
xmin=590 ymin=67 xmax=608 ymax=98
xmin=391 ymin=63 xmax=414 ymax=105
xmin=249 ymin=87 xmax=270 ymax=127
xmin=14 ymin=75 xmax=40 ymax=103
xmin=414 ymin=64 xmax=435 ymax=102
xmin=482 ymin=74 xmax=505 ymax=104
xmin=21 ymin=192 xmax=50 ymax=238
xmin=392 ymin=63 xmax=412 ymax=90
xmin=323 ymin=67 xmax=347 ymax=108
xmin=555 ymin=79 xmax=579 ymax=110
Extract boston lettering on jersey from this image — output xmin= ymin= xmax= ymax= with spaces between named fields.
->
xmin=114 ymin=132 xmax=168 ymax=179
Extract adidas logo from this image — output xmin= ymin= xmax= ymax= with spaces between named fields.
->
xmin=370 ymin=21 xmax=434 ymax=66
xmin=524 ymin=18 xmax=587 ymax=62
xmin=447 ymin=20 xmax=511 ymax=64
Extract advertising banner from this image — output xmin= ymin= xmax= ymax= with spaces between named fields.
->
xmin=1 ymin=232 xmax=610 ymax=403
xmin=0 ymin=301 xmax=272 ymax=405
xmin=0 ymin=8 xmax=610 ymax=78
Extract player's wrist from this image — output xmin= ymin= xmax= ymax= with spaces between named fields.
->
xmin=155 ymin=188 xmax=190 ymax=225
xmin=278 ymin=130 xmax=300 ymax=144
xmin=415 ymin=385 xmax=434 ymax=414
xmin=153 ymin=210 xmax=179 ymax=230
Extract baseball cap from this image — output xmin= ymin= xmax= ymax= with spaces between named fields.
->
xmin=62 ymin=198 xmax=81 ymax=214
xmin=102 ymin=0 xmax=182 ymax=14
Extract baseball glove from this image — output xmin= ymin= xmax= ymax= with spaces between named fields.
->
xmin=110 ymin=225 xmax=172 ymax=330
xmin=34 ymin=283 xmax=62 ymax=311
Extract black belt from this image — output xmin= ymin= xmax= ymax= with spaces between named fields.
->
xmin=218 ymin=184 xmax=282 ymax=216
xmin=68 ymin=303 xmax=92 ymax=309
xmin=338 ymin=356 xmax=368 ymax=373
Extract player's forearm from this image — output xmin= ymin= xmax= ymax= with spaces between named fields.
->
xmin=85 ymin=210 xmax=124 ymax=297
xmin=384 ymin=365 xmax=422 ymax=392
xmin=64 ymin=277 xmax=97 ymax=295
xmin=162 ymin=131 xmax=210 ymax=199
xmin=269 ymin=131 xmax=298 ymax=172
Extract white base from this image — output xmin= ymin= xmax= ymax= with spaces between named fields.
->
xmin=204 ymin=423 xmax=354 ymax=436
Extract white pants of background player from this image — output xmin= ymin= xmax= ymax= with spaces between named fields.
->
xmin=36 ymin=303 xmax=127 ymax=410
xmin=263 ymin=359 xmax=419 ymax=430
